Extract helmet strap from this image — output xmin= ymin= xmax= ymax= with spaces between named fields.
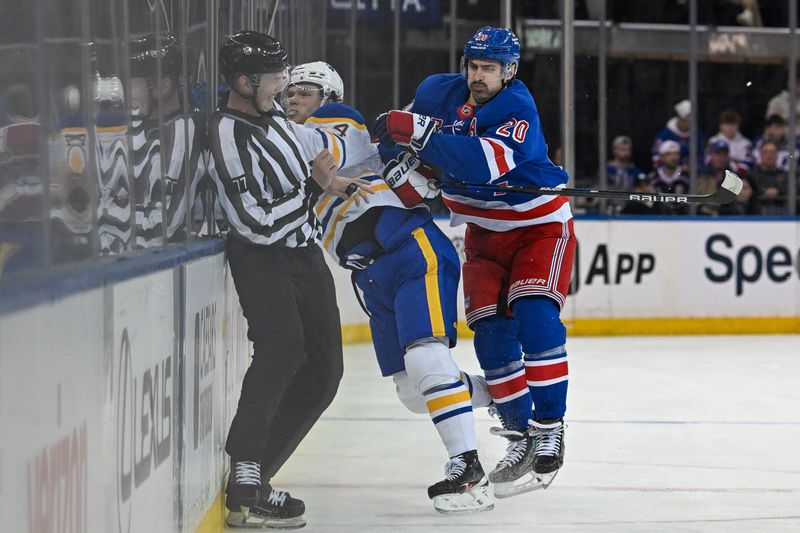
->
xmin=247 ymin=75 xmax=262 ymax=110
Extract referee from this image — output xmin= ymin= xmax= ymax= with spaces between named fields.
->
xmin=208 ymin=31 xmax=343 ymax=529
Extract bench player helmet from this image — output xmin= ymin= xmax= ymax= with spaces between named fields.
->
xmin=462 ymin=26 xmax=520 ymax=82
xmin=219 ymin=31 xmax=289 ymax=88
xmin=288 ymin=61 xmax=344 ymax=104
xmin=130 ymin=32 xmax=182 ymax=81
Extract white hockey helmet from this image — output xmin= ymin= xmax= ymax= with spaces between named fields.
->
xmin=289 ymin=61 xmax=344 ymax=103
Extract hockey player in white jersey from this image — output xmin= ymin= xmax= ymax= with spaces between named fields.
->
xmin=285 ymin=61 xmax=494 ymax=514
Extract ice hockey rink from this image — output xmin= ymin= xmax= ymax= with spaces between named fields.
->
xmin=271 ymin=335 xmax=800 ymax=533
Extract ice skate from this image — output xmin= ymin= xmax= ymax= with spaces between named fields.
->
xmin=427 ymin=450 xmax=494 ymax=514
xmin=227 ymin=482 xmax=306 ymax=529
xmin=224 ymin=461 xmax=262 ymax=525
xmin=487 ymin=426 xmax=543 ymax=498
xmin=530 ymin=418 xmax=565 ymax=490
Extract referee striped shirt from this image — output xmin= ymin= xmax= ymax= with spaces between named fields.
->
xmin=208 ymin=101 xmax=323 ymax=248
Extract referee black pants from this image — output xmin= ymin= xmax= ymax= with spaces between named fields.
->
xmin=225 ymin=239 xmax=343 ymax=480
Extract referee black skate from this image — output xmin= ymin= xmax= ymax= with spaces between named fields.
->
xmin=207 ymin=31 xmax=344 ymax=529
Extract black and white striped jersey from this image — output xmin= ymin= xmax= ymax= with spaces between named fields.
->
xmin=207 ymin=101 xmax=323 ymax=248
xmin=129 ymin=108 xmax=207 ymax=248
xmin=162 ymin=111 xmax=206 ymax=241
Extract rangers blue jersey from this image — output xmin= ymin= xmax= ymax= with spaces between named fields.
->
xmin=408 ymin=73 xmax=572 ymax=231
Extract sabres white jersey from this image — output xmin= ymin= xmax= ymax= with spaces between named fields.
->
xmin=291 ymin=102 xmax=381 ymax=179
xmin=298 ymin=103 xmax=414 ymax=266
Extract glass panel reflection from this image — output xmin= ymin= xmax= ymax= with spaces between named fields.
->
xmin=1 ymin=3 xmax=46 ymax=277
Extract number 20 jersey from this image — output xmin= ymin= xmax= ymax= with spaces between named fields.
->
xmin=410 ymin=73 xmax=573 ymax=232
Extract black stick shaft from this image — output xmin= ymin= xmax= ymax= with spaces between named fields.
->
xmin=453 ymin=171 xmax=743 ymax=205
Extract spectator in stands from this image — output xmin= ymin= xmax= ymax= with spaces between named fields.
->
xmin=765 ymin=67 xmax=800 ymax=130
xmin=649 ymin=140 xmax=690 ymax=215
xmin=619 ymin=173 xmax=658 ymax=215
xmin=753 ymin=114 xmax=793 ymax=171
xmin=703 ymin=139 xmax=738 ymax=184
xmin=750 ymin=140 xmax=789 ymax=215
xmin=697 ymin=139 xmax=740 ymax=216
xmin=606 ymin=135 xmax=642 ymax=190
xmin=707 ymin=110 xmax=752 ymax=175
xmin=652 ymin=99 xmax=704 ymax=173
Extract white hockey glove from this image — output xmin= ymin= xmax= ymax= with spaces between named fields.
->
xmin=382 ymin=151 xmax=440 ymax=208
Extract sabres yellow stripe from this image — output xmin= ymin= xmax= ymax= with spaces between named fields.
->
xmin=411 ymin=227 xmax=445 ymax=337
xmin=97 ymin=125 xmax=128 ymax=133
xmin=323 ymin=183 xmax=390 ymax=250
xmin=314 ymin=194 xmax=336 ymax=217
xmin=325 ymin=131 xmax=342 ymax=166
xmin=307 ymin=116 xmax=367 ymax=130
xmin=426 ymin=390 xmax=471 ymax=413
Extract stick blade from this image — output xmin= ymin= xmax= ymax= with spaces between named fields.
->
xmin=713 ymin=170 xmax=744 ymax=204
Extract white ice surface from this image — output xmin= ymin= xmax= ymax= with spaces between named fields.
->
xmin=272 ymin=335 xmax=800 ymax=532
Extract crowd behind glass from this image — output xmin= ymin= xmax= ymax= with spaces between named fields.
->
xmin=1 ymin=0 xmax=798 ymax=281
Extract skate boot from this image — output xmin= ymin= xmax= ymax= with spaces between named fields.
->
xmin=226 ymin=471 xmax=306 ymax=529
xmin=427 ymin=450 xmax=493 ymax=514
xmin=245 ymin=484 xmax=306 ymax=529
xmin=225 ymin=460 xmax=261 ymax=525
xmin=530 ymin=418 xmax=565 ymax=489
xmin=487 ymin=426 xmax=540 ymax=498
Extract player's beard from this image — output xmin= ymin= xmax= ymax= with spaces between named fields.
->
xmin=469 ymin=82 xmax=491 ymax=104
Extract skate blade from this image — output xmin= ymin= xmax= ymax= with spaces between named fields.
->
xmin=226 ymin=511 xmax=306 ymax=529
xmin=492 ymin=471 xmax=544 ymax=499
xmin=432 ymin=484 xmax=494 ymax=514
xmin=537 ymin=468 xmax=560 ymax=490
xmin=493 ymin=469 xmax=561 ymax=499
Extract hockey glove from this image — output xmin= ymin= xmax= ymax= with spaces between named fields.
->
xmin=372 ymin=112 xmax=390 ymax=144
xmin=384 ymin=110 xmax=437 ymax=152
xmin=382 ymin=151 xmax=440 ymax=207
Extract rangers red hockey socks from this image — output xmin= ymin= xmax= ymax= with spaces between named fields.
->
xmin=524 ymin=347 xmax=568 ymax=420
xmin=514 ymin=297 xmax=569 ymax=420
xmin=485 ymin=360 xmax=533 ymax=431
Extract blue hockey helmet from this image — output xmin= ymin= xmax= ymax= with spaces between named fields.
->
xmin=461 ymin=26 xmax=520 ymax=80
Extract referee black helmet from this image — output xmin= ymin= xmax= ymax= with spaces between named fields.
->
xmin=130 ymin=32 xmax=182 ymax=80
xmin=220 ymin=31 xmax=289 ymax=85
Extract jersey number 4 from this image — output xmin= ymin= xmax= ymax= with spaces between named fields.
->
xmin=496 ymin=119 xmax=529 ymax=143
xmin=333 ymin=123 xmax=349 ymax=137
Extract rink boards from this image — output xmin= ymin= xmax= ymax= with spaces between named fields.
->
xmin=0 ymin=240 xmax=249 ymax=533
xmin=330 ymin=217 xmax=800 ymax=341
xmin=1 ymin=218 xmax=798 ymax=533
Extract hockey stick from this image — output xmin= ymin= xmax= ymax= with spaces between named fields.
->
xmin=453 ymin=170 xmax=743 ymax=205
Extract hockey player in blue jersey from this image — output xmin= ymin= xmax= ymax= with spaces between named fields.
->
xmin=284 ymin=61 xmax=495 ymax=514
xmin=374 ymin=26 xmax=576 ymax=497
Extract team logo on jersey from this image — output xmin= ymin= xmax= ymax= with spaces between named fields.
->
xmin=457 ymin=103 xmax=474 ymax=120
